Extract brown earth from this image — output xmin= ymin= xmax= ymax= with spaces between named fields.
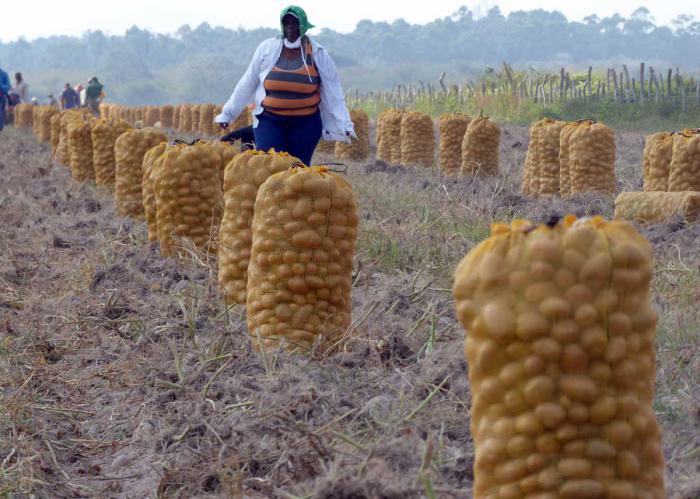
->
xmin=1 ymin=124 xmax=698 ymax=498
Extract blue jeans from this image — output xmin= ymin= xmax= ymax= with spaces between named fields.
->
xmin=0 ymin=95 xmax=5 ymax=131
xmin=254 ymin=110 xmax=322 ymax=166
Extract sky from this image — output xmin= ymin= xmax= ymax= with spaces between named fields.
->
xmin=2 ymin=0 xmax=698 ymax=42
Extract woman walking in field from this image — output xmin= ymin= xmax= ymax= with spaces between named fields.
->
xmin=215 ymin=5 xmax=356 ymax=165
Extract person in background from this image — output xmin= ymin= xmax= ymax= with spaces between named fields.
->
xmin=76 ymin=84 xmax=85 ymax=107
xmin=31 ymin=97 xmax=38 ymax=106
xmin=85 ymin=76 xmax=103 ymax=116
xmin=48 ymin=93 xmax=58 ymax=107
xmin=13 ymin=73 xmax=28 ymax=103
xmin=61 ymin=83 xmax=79 ymax=110
xmin=0 ymin=65 xmax=10 ymax=131
xmin=215 ymin=5 xmax=355 ymax=166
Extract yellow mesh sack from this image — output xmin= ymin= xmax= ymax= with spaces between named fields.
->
xmin=191 ymin=105 xmax=201 ymax=134
xmin=438 ymin=113 xmax=471 ymax=175
xmin=142 ymin=143 xmax=170 ymax=241
xmin=400 ymin=111 xmax=435 ymax=167
xmin=247 ymin=166 xmax=358 ymax=353
xmin=173 ymin=105 xmax=181 ymax=130
xmin=522 ymin=119 xmax=548 ymax=196
xmin=642 ymin=133 xmax=672 ymax=192
xmin=315 ymin=139 xmax=336 ymax=154
xmin=152 ymin=142 xmax=224 ymax=257
xmin=376 ymin=109 xmax=403 ymax=164
xmin=35 ymin=106 xmax=57 ymax=142
xmin=335 ymin=109 xmax=370 ymax=162
xmin=668 ymin=129 xmax=700 ymax=192
xmin=538 ymin=120 xmax=566 ymax=196
xmin=57 ymin=111 xmax=77 ymax=166
xmin=461 ymin=113 xmax=500 ymax=176
xmin=144 ymin=106 xmax=159 ymax=127
xmin=198 ymin=104 xmax=218 ymax=137
xmin=160 ymin=105 xmax=174 ymax=128
xmin=50 ymin=112 xmax=62 ymax=157
xmin=219 ymin=150 xmax=300 ymax=305
xmin=570 ymin=121 xmax=616 ymax=196
xmin=67 ymin=115 xmax=96 ymax=182
xmin=114 ymin=128 xmax=168 ymax=218
xmin=179 ymin=105 xmax=192 ymax=132
xmin=558 ymin=122 xmax=580 ymax=198
xmin=453 ymin=216 xmax=665 ymax=499
xmin=207 ymin=140 xmax=241 ymax=186
xmin=92 ymin=118 xmax=133 ymax=188
xmin=14 ymin=104 xmax=33 ymax=127
xmin=614 ymin=191 xmax=700 ymax=224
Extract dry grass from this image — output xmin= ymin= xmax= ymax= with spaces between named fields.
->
xmin=0 ymin=124 xmax=698 ymax=498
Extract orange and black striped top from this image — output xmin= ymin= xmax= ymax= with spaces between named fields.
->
xmin=262 ymin=41 xmax=320 ymax=116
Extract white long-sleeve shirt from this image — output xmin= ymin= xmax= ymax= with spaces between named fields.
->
xmin=215 ymin=37 xmax=355 ymax=143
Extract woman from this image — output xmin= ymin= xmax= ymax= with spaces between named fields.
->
xmin=215 ymin=5 xmax=356 ymax=166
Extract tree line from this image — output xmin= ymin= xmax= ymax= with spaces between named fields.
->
xmin=1 ymin=6 xmax=698 ymax=105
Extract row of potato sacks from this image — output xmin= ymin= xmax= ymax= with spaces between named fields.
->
xmin=375 ymin=109 xmax=500 ymax=174
xmin=613 ymin=128 xmax=700 ymax=224
xmin=523 ymin=118 xmax=616 ymax=198
xmin=453 ymin=216 xmax=665 ymax=499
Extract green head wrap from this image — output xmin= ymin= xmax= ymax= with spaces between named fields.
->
xmin=280 ymin=5 xmax=315 ymax=38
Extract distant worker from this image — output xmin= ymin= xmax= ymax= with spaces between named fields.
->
xmin=61 ymin=83 xmax=80 ymax=110
xmin=0 ymin=65 xmax=10 ymax=131
xmin=85 ymin=76 xmax=103 ymax=116
xmin=47 ymin=93 xmax=58 ymax=107
xmin=31 ymin=97 xmax=38 ymax=106
xmin=76 ymin=84 xmax=86 ymax=107
xmin=215 ymin=5 xmax=356 ymax=166
xmin=13 ymin=73 xmax=28 ymax=103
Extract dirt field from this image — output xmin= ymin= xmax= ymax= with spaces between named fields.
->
xmin=1 ymin=124 xmax=698 ymax=498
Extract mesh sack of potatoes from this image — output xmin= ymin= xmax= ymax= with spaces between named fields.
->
xmin=438 ymin=113 xmax=471 ymax=175
xmin=92 ymin=118 xmax=133 ymax=188
xmin=152 ymin=142 xmax=224 ymax=256
xmin=247 ymin=166 xmax=358 ymax=353
xmin=668 ymin=129 xmax=700 ymax=192
xmin=558 ymin=122 xmax=580 ymax=198
xmin=569 ymin=121 xmax=616 ymax=196
xmin=218 ymin=150 xmax=300 ymax=305
xmin=400 ymin=111 xmax=435 ymax=167
xmin=38 ymin=106 xmax=58 ymax=143
xmin=642 ymin=132 xmax=672 ymax=192
xmin=538 ymin=120 xmax=566 ymax=196
xmin=614 ymin=191 xmax=700 ymax=224
xmin=522 ymin=119 xmax=548 ymax=196
xmin=198 ymin=104 xmax=218 ymax=137
xmin=67 ymin=115 xmax=96 ymax=182
xmin=114 ymin=128 xmax=168 ymax=218
xmin=453 ymin=215 xmax=665 ymax=499
xmin=208 ymin=140 xmax=241 ymax=185
xmin=57 ymin=111 xmax=77 ymax=166
xmin=31 ymin=107 xmax=42 ymax=137
xmin=14 ymin=104 xmax=34 ymax=127
xmin=335 ymin=109 xmax=370 ymax=162
xmin=179 ymin=105 xmax=193 ymax=133
xmin=144 ymin=106 xmax=159 ymax=127
xmin=461 ymin=113 xmax=501 ymax=177
xmin=173 ymin=105 xmax=181 ymax=131
xmin=374 ymin=109 xmax=402 ymax=164
xmin=142 ymin=143 xmax=170 ymax=241
xmin=50 ymin=112 xmax=62 ymax=157
xmin=159 ymin=105 xmax=174 ymax=128
xmin=315 ymin=139 xmax=335 ymax=154
xmin=191 ymin=105 xmax=201 ymax=134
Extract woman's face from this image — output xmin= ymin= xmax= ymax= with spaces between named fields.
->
xmin=283 ymin=14 xmax=300 ymax=42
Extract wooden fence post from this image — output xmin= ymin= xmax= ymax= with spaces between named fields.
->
xmin=639 ymin=62 xmax=645 ymax=104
